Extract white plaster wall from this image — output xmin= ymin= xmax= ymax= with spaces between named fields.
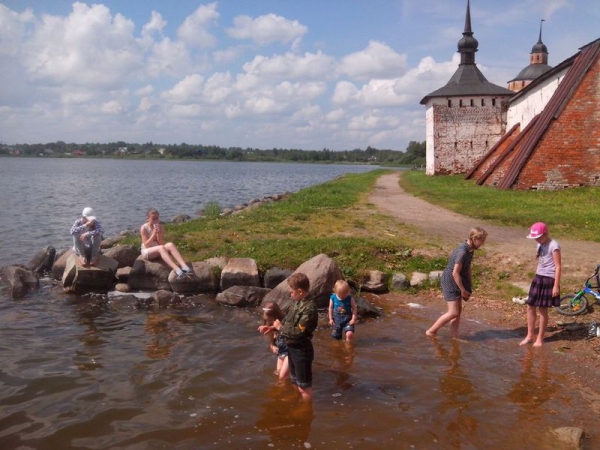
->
xmin=507 ymin=67 xmax=568 ymax=129
xmin=424 ymin=103 xmax=435 ymax=175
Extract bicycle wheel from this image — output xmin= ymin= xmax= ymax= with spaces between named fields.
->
xmin=555 ymin=294 xmax=589 ymax=316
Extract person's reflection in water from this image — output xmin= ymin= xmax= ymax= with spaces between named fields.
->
xmin=431 ymin=339 xmax=478 ymax=448
xmin=330 ymin=340 xmax=356 ymax=390
xmin=144 ymin=312 xmax=175 ymax=359
xmin=508 ymin=346 xmax=558 ymax=422
xmin=256 ymin=383 xmax=314 ymax=446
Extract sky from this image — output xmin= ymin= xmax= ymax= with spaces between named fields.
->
xmin=0 ymin=1 xmax=598 ymax=151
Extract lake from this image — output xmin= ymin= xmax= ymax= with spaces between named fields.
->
xmin=0 ymin=158 xmax=595 ymax=449
xmin=0 ymin=158 xmax=377 ymax=267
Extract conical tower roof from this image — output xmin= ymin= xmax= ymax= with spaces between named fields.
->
xmin=420 ymin=0 xmax=513 ymax=104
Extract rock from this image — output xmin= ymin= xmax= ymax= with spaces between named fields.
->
xmin=356 ymin=295 xmax=382 ymax=318
xmin=172 ymin=214 xmax=192 ymax=223
xmin=128 ymin=257 xmax=173 ymax=291
xmin=391 ymin=273 xmax=409 ymax=290
xmin=221 ymin=208 xmax=234 ymax=216
xmin=552 ymin=427 xmax=583 ymax=449
xmin=428 ymin=270 xmax=443 ymax=284
xmin=263 ymin=253 xmax=344 ymax=311
xmin=114 ymin=282 xmax=130 ymax=293
xmin=115 ymin=267 xmax=132 ymax=282
xmin=61 ymin=254 xmax=119 ymax=294
xmin=51 ymin=248 xmax=73 ymax=280
xmin=2 ymin=265 xmax=39 ymax=298
xmin=102 ymin=245 xmax=141 ymax=269
xmin=27 ymin=246 xmax=56 ymax=274
xmin=264 ymin=267 xmax=293 ymax=289
xmin=216 ymin=285 xmax=271 ymax=307
xmin=410 ymin=272 xmax=429 ymax=287
xmin=168 ymin=261 xmax=220 ymax=294
xmin=220 ymin=258 xmax=261 ymax=291
xmin=142 ymin=290 xmax=181 ymax=308
xmin=100 ymin=234 xmax=126 ymax=249
xmin=361 ymin=270 xmax=388 ymax=293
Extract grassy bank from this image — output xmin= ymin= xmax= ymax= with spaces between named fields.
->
xmin=401 ymin=171 xmax=600 ymax=242
xmin=132 ymin=169 xmax=447 ymax=282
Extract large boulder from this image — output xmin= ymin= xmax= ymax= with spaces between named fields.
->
xmin=262 ymin=253 xmax=343 ymax=311
xmin=264 ymin=267 xmax=293 ymax=289
xmin=2 ymin=266 xmax=39 ymax=298
xmin=216 ymin=285 xmax=271 ymax=307
xmin=356 ymin=295 xmax=382 ymax=318
xmin=168 ymin=261 xmax=220 ymax=294
xmin=102 ymin=245 xmax=141 ymax=269
xmin=128 ymin=257 xmax=172 ymax=291
xmin=27 ymin=246 xmax=56 ymax=275
xmin=220 ymin=258 xmax=261 ymax=291
xmin=51 ymin=248 xmax=73 ymax=280
xmin=62 ymin=255 xmax=119 ymax=294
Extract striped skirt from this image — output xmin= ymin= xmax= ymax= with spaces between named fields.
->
xmin=527 ymin=274 xmax=560 ymax=307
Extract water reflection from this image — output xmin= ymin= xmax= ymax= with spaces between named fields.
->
xmin=431 ymin=339 xmax=478 ymax=448
xmin=329 ymin=341 xmax=356 ymax=390
xmin=256 ymin=383 xmax=314 ymax=446
xmin=144 ymin=313 xmax=176 ymax=360
xmin=508 ymin=347 xmax=558 ymax=418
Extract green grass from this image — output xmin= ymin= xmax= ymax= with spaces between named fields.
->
xmin=401 ymin=171 xmax=600 ymax=242
xmin=124 ymin=169 xmax=448 ymax=284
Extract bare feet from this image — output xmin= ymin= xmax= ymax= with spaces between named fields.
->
xmin=425 ymin=329 xmax=436 ymax=336
xmin=78 ymin=256 xmax=88 ymax=266
xmin=519 ymin=338 xmax=534 ymax=346
xmin=533 ymin=340 xmax=543 ymax=347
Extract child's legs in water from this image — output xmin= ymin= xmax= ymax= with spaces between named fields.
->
xmin=520 ymin=305 xmax=538 ymax=345
xmin=534 ymin=307 xmax=549 ymax=347
xmin=426 ymin=298 xmax=462 ymax=337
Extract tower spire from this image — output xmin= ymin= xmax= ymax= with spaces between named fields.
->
xmin=457 ymin=0 xmax=478 ymax=65
xmin=538 ymin=19 xmax=545 ymax=44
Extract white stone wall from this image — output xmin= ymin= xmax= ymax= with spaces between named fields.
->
xmin=507 ymin=67 xmax=568 ymax=129
xmin=424 ymin=96 xmax=508 ymax=174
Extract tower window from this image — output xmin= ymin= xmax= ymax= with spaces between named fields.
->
xmin=470 ymin=99 xmax=474 ymax=106
xmin=448 ymin=99 xmax=452 ymax=107
xmin=481 ymin=99 xmax=485 ymax=106
xmin=492 ymin=99 xmax=496 ymax=106
xmin=459 ymin=99 xmax=463 ymax=107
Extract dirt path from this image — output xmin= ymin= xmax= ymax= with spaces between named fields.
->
xmin=369 ymin=172 xmax=600 ymax=281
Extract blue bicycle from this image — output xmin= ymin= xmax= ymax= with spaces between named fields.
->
xmin=555 ymin=264 xmax=600 ymax=316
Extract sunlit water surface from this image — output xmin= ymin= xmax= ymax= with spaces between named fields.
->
xmin=0 ymin=288 xmax=594 ymax=449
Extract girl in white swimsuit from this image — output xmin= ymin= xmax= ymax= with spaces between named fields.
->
xmin=140 ymin=209 xmax=192 ymax=278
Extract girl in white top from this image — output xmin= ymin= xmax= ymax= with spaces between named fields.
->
xmin=520 ymin=222 xmax=562 ymax=347
xmin=140 ymin=209 xmax=192 ymax=278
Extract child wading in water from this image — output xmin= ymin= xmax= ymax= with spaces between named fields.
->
xmin=426 ymin=227 xmax=487 ymax=338
xmin=520 ymin=222 xmax=561 ymax=347
xmin=328 ymin=280 xmax=357 ymax=343
xmin=261 ymin=301 xmax=289 ymax=380
xmin=258 ymin=273 xmax=318 ymax=402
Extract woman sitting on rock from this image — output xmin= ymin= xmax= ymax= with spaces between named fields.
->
xmin=140 ymin=209 xmax=192 ymax=278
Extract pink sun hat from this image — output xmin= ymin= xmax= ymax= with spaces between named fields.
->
xmin=526 ymin=222 xmax=548 ymax=239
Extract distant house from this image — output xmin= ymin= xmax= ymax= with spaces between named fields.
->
xmin=118 ymin=146 xmax=128 ymax=154
xmin=158 ymin=148 xmax=166 ymax=155
xmin=43 ymin=148 xmax=54 ymax=156
xmin=71 ymin=150 xmax=85 ymax=156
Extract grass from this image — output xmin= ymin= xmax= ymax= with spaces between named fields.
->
xmin=400 ymin=171 xmax=600 ymax=242
xmin=124 ymin=169 xmax=448 ymax=284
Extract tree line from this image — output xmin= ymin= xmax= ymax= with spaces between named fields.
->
xmin=0 ymin=140 xmax=425 ymax=166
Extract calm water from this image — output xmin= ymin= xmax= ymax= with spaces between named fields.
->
xmin=0 ymin=158 xmax=596 ymax=449
xmin=0 ymin=289 xmax=594 ymax=449
xmin=0 ymin=158 xmax=377 ymax=267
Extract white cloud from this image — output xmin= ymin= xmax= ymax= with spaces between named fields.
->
xmin=339 ymin=41 xmax=407 ymax=80
xmin=226 ymin=13 xmax=307 ymax=45
xmin=135 ymin=84 xmax=154 ymax=96
xmin=241 ymin=51 xmax=336 ymax=80
xmin=22 ymin=3 xmax=141 ymax=89
xmin=177 ymin=3 xmax=219 ymax=48
xmin=162 ymin=74 xmax=205 ymax=103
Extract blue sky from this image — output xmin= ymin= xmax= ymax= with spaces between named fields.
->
xmin=0 ymin=0 xmax=598 ymax=151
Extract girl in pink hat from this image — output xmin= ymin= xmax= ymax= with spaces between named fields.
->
xmin=520 ymin=222 xmax=562 ymax=347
